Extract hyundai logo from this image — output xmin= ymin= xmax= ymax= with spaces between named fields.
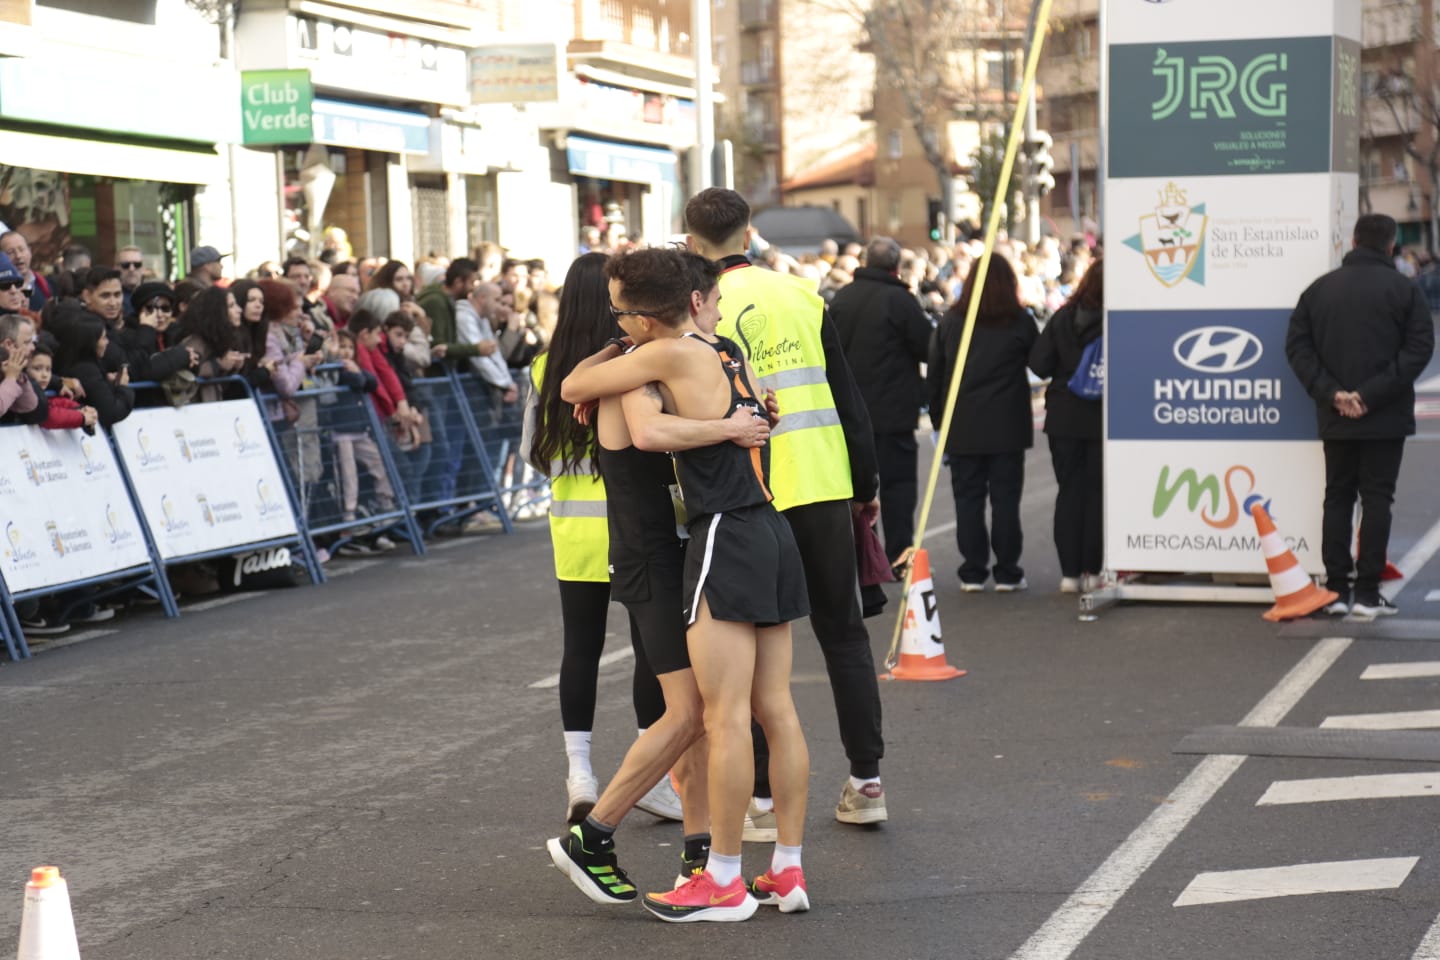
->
xmin=1173 ymin=327 xmax=1263 ymax=374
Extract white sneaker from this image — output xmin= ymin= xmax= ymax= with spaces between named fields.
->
xmin=635 ymin=775 xmax=684 ymax=822
xmin=1349 ymin=596 xmax=1398 ymax=621
xmin=565 ymin=772 xmax=598 ymax=825
xmin=1081 ymin=573 xmax=1104 ymax=593
xmin=994 ymin=578 xmax=1028 ymax=593
xmin=959 ymin=580 xmax=986 ymax=593
xmin=742 ymin=800 xmax=778 ymax=842
xmin=1059 ymin=577 xmax=1080 ymax=594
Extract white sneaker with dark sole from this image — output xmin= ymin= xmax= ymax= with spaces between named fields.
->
xmin=565 ymin=772 xmax=598 ymax=825
xmin=635 ymin=775 xmax=683 ymax=821
xmin=742 ymin=801 xmax=777 ymax=842
xmin=1349 ymin=597 xmax=1398 ymax=621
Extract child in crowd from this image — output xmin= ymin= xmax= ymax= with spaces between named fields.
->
xmin=332 ymin=328 xmax=398 ymax=528
xmin=26 ymin=343 xmax=98 ymax=431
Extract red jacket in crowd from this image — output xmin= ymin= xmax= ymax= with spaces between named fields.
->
xmin=355 ymin=340 xmax=404 ymax=420
xmin=41 ymin=395 xmax=87 ymax=431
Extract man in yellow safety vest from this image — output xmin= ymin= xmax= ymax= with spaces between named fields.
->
xmin=685 ymin=187 xmax=888 ymax=828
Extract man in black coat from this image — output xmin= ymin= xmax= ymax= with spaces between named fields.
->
xmin=1286 ymin=213 xmax=1434 ymax=620
xmin=831 ymin=236 xmax=934 ymax=564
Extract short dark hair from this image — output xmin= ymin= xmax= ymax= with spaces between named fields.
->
xmin=348 ymin=309 xmax=383 ymax=335
xmin=865 ymin=237 xmax=902 ymax=272
xmin=335 ymin=329 xmax=357 ymax=347
xmin=1353 ymin=213 xmax=1398 ymax=254
xmin=526 ymin=258 xmax=546 ymax=273
xmin=605 ymin=248 xmax=692 ymax=327
xmin=685 ymin=188 xmax=750 ymax=248
xmin=501 ymin=258 xmax=525 ymax=274
xmin=282 ymin=256 xmax=312 ymax=276
xmin=382 ymin=310 xmax=414 ymax=333
xmin=682 ymin=252 xmax=721 ymax=297
xmin=81 ymin=267 xmax=121 ymax=290
xmin=445 ymin=257 xmax=479 ymax=287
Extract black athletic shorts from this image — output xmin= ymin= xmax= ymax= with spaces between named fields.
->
xmin=682 ymin=502 xmax=810 ymax=627
xmin=610 ymin=544 xmax=690 ymax=676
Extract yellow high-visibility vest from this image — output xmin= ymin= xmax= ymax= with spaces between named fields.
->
xmin=531 ymin=353 xmax=609 ymax=582
xmin=715 ymin=264 xmax=852 ymax=511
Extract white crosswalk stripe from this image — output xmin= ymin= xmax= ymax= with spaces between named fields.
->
xmin=1257 ymin=772 xmax=1440 ymax=806
xmin=1362 ymin=661 xmax=1440 ymax=680
xmin=1173 ymin=858 xmax=1419 ymax=907
xmin=1320 ymin=710 xmax=1440 ymax=730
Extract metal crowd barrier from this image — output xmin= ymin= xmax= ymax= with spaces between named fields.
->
xmin=262 ymin=365 xmax=427 ymax=555
xmin=452 ymin=369 xmax=551 ymax=521
xmin=402 ymin=371 xmax=513 ymax=537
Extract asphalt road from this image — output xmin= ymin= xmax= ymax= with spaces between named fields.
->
xmin=2 ymin=434 xmax=1439 ymax=960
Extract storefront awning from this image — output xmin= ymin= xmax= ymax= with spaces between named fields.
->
xmin=311 ymin=99 xmax=432 ymax=155
xmin=0 ymin=129 xmax=224 ymax=185
xmin=566 ymin=135 xmax=678 ymax=186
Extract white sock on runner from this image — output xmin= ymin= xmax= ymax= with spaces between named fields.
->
xmin=564 ymin=731 xmax=592 ymax=778
xmin=771 ymin=843 xmax=802 ymax=873
xmin=707 ymin=852 xmax=742 ymax=887
xmin=849 ymin=776 xmax=881 ymax=792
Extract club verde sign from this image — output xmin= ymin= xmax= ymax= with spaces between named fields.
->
xmin=241 ymin=70 xmax=314 ymax=145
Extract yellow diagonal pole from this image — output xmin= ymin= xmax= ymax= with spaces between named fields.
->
xmin=886 ymin=0 xmax=1055 ymax=671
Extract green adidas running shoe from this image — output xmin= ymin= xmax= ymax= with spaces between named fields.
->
xmin=547 ymin=825 xmax=637 ymax=904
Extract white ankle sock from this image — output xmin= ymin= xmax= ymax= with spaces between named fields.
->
xmin=849 ymin=776 xmax=880 ymax=792
xmin=564 ymin=731 xmax=592 ymax=778
xmin=751 ymin=796 xmax=774 ymax=813
xmin=706 ymin=851 xmax=742 ymax=887
xmin=771 ymin=843 xmax=802 ymax=873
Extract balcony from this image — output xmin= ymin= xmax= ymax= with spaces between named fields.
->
xmin=742 ymin=61 xmax=776 ymax=86
xmin=745 ymin=120 xmax=780 ymax=148
xmin=740 ymin=0 xmax=775 ymax=29
xmin=1363 ymin=0 xmax=1420 ymax=49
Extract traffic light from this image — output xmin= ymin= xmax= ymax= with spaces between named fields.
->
xmin=1024 ymin=130 xmax=1055 ymax=198
xmin=927 ymin=198 xmax=943 ymax=241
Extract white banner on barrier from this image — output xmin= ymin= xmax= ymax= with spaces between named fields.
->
xmin=0 ymin=426 xmax=153 ymax=594
xmin=112 ymin=401 xmax=299 ymax=561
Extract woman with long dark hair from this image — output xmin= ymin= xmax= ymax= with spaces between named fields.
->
xmin=177 ymin=286 xmax=248 ymax=402
xmin=928 ymin=253 xmax=1038 ymax=591
xmin=1029 ymin=258 xmax=1104 ymax=592
xmin=367 ymin=259 xmax=415 ymax=300
xmin=50 ymin=304 xmax=134 ymax=427
xmin=524 ymin=252 xmax=670 ymax=825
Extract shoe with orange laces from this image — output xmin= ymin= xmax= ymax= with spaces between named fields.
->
xmin=749 ymin=866 xmax=810 ymax=913
xmin=643 ymin=870 xmax=758 ymax=923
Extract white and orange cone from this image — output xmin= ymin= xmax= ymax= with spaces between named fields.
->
xmin=17 ymin=867 xmax=80 ymax=960
xmin=884 ymin=548 xmax=966 ymax=681
xmin=1252 ymin=503 xmax=1338 ymax=622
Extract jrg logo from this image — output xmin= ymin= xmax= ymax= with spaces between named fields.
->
xmin=1152 ymin=48 xmax=1288 ymax=121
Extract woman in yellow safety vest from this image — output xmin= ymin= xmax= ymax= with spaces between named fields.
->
xmin=525 ymin=252 xmax=668 ymax=825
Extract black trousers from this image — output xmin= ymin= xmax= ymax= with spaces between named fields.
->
xmin=948 ymin=451 xmax=1026 ymax=586
xmin=556 ymin=579 xmax=665 ymax=732
xmin=875 ymin=431 xmax=919 ymax=564
xmin=1322 ymin=438 xmax=1406 ymax=601
xmin=753 ymin=499 xmax=885 ymax=793
xmin=1047 ymin=436 xmax=1104 ymax=578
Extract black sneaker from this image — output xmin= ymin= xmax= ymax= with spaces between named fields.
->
xmin=20 ymin=617 xmax=70 ymax=636
xmin=546 ymin=825 xmax=636 ymax=904
xmin=1350 ymin=596 xmax=1398 ymax=621
xmin=1324 ymin=591 xmax=1351 ymax=616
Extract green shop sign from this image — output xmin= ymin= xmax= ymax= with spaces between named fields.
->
xmin=241 ymin=70 xmax=314 ymax=145
xmin=1109 ymin=37 xmax=1336 ymax=178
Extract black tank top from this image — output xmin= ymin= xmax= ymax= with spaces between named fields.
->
xmin=597 ymin=437 xmax=683 ymax=568
xmin=672 ymin=334 xmax=773 ymax=517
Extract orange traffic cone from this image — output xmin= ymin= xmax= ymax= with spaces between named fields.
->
xmin=1253 ymin=503 xmax=1338 ymax=622
xmin=16 ymin=867 xmax=80 ymax=960
xmin=884 ymin=548 xmax=966 ymax=681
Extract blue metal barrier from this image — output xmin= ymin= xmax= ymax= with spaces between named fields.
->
xmin=400 ymin=372 xmax=513 ymax=537
xmin=451 ymin=369 xmax=550 ymax=521
xmin=258 ymin=364 xmax=427 ymax=556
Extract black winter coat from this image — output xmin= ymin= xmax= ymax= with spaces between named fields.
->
xmin=1029 ymin=302 xmax=1103 ymax=440
xmin=1285 ymin=246 xmax=1435 ymax=439
xmin=929 ymin=307 xmax=1037 ymax=455
xmin=65 ymin=359 xmax=134 ymax=427
xmin=109 ymin=321 xmax=192 ymax=383
xmin=830 ymin=267 xmax=933 ymax=433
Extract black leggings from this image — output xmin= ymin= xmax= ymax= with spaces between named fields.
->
xmin=557 ymin=579 xmax=666 ymax=732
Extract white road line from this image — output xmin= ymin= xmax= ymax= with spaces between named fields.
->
xmin=1362 ymin=662 xmax=1440 ymax=680
xmin=1320 ymin=709 xmax=1440 ymax=730
xmin=1415 ymin=375 xmax=1440 ymax=393
xmin=1173 ymin=857 xmax=1418 ymax=907
xmin=1426 ymin=590 xmax=1440 ymax=603
xmin=29 ymin=628 xmax=120 ymax=651
xmin=1008 ymin=636 xmax=1352 ymax=960
xmin=1257 ymin=772 xmax=1440 ymax=806
xmin=528 ymin=647 xmax=634 ymax=689
xmin=1414 ymin=909 xmax=1440 ymax=960
xmin=326 ymin=559 xmax=385 ymax=578
xmin=1386 ymin=510 xmax=1440 ymax=602
xmin=183 ymin=593 xmax=264 ymax=612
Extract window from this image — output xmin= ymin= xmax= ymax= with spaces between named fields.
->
xmin=887 ymin=129 xmax=903 ymax=159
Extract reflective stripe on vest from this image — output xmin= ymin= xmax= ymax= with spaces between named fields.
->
xmin=716 ymin=266 xmax=852 ymax=511
xmin=534 ymin=354 xmax=610 ymax=582
xmin=551 ymin=457 xmax=596 ymax=478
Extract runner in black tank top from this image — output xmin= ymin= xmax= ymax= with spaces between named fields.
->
xmin=676 ymin=334 xmax=809 ymax=628
xmin=597 ymin=435 xmax=689 ymax=675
